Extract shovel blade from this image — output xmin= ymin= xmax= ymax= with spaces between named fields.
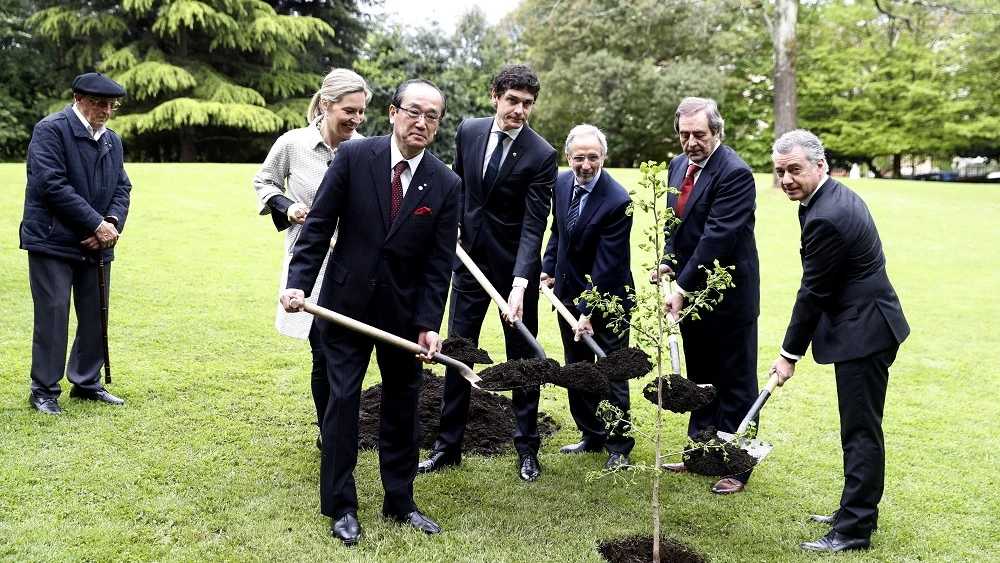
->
xmin=716 ymin=430 xmax=774 ymax=463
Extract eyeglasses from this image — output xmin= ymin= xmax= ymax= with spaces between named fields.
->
xmin=397 ymin=106 xmax=440 ymax=124
xmin=86 ymin=98 xmax=121 ymax=110
xmin=571 ymin=155 xmax=602 ymax=164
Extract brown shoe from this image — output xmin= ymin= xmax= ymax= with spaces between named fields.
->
xmin=661 ymin=462 xmax=687 ymax=473
xmin=711 ymin=477 xmax=745 ymax=494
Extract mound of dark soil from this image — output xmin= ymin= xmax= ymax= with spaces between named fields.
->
xmin=545 ymin=361 xmax=610 ymax=395
xmin=598 ymin=536 xmax=706 ymax=563
xmin=477 ymin=358 xmax=559 ymax=391
xmin=440 ymin=335 xmax=493 ymax=365
xmin=600 ymin=347 xmax=654 ymax=382
xmin=358 ymin=370 xmax=557 ymax=456
xmin=642 ymin=374 xmax=717 ymax=413
xmin=683 ymin=426 xmax=758 ymax=477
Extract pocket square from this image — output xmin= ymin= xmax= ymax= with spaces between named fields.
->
xmin=414 ymin=206 xmax=432 ymax=215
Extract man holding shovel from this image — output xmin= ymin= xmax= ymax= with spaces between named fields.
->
xmin=20 ymin=72 xmax=131 ymax=414
xmin=280 ymin=79 xmax=460 ymax=545
xmin=541 ymin=124 xmax=635 ymax=470
xmin=769 ymin=129 xmax=909 ymax=553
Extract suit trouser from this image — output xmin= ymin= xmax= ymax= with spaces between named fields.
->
xmin=318 ymin=320 xmax=421 ymax=520
xmin=28 ymin=251 xmax=110 ymax=397
xmin=435 ymin=268 xmax=542 ymax=459
xmin=680 ymin=318 xmax=759 ymax=483
xmin=556 ymin=313 xmax=634 ymax=455
xmin=307 ymin=320 xmax=330 ymax=427
xmin=833 ymin=344 xmax=897 ymax=539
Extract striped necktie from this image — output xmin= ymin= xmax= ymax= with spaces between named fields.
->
xmin=566 ymin=185 xmax=585 ymax=232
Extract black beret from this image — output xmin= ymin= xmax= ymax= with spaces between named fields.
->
xmin=72 ymin=72 xmax=126 ymax=98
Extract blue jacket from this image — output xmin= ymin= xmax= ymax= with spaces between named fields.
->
xmin=20 ymin=104 xmax=131 ymax=263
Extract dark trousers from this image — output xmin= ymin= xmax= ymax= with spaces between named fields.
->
xmin=557 ymin=314 xmax=634 ymax=455
xmin=833 ymin=344 xmax=897 ymax=539
xmin=28 ymin=252 xmax=110 ymax=397
xmin=435 ymin=266 xmax=541 ymax=459
xmin=680 ymin=319 xmax=759 ymax=482
xmin=307 ymin=320 xmax=330 ymax=427
xmin=318 ymin=320 xmax=421 ymax=520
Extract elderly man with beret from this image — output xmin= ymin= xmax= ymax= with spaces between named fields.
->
xmin=20 ymin=72 xmax=132 ymax=414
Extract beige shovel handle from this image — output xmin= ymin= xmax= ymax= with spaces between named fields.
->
xmin=288 ymin=298 xmax=480 ymax=385
xmin=539 ymin=282 xmax=606 ymax=358
xmin=455 ymin=245 xmax=513 ymax=316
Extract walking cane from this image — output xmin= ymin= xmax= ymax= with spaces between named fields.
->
xmin=97 ymin=252 xmax=111 ymax=384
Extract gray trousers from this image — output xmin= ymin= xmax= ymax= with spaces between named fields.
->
xmin=28 ymin=252 xmax=110 ymax=397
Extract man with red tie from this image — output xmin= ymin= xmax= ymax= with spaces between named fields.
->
xmin=650 ymin=97 xmax=761 ymax=495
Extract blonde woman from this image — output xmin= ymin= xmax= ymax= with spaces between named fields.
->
xmin=253 ymin=69 xmax=371 ymax=447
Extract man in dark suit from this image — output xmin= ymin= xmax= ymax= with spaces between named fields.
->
xmin=418 ymin=64 xmax=558 ymax=482
xmin=769 ymin=129 xmax=909 ymax=553
xmin=541 ymin=124 xmax=635 ymax=470
xmin=652 ymin=97 xmax=761 ymax=495
xmin=279 ymin=79 xmax=460 ymax=546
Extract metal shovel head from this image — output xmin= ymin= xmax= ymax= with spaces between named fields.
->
xmin=716 ymin=430 xmax=773 ymax=463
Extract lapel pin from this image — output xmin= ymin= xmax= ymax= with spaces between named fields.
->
xmin=512 ymin=152 xmax=517 ymax=157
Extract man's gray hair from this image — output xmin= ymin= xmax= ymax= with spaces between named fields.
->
xmin=564 ymin=123 xmax=608 ymax=156
xmin=773 ymin=129 xmax=826 ymax=165
xmin=674 ymin=97 xmax=725 ymax=138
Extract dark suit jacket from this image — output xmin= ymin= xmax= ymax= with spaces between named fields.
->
xmin=542 ymin=170 xmax=634 ymax=318
xmin=286 ymin=135 xmax=461 ymax=337
xmin=454 ymin=117 xmax=557 ymax=280
xmin=782 ymin=178 xmax=909 ymax=364
xmin=663 ymin=144 xmax=760 ymax=327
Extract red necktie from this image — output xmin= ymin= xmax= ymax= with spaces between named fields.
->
xmin=390 ymin=160 xmax=408 ymax=223
xmin=676 ymin=163 xmax=698 ymax=217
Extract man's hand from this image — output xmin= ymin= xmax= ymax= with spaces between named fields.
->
xmin=92 ymin=220 xmax=120 ymax=249
xmin=287 ymin=203 xmax=309 ymax=225
xmin=505 ymin=286 xmax=525 ymax=325
xmin=417 ymin=330 xmax=441 ymax=363
xmin=279 ymin=288 xmax=306 ymax=312
xmin=769 ymin=356 xmax=796 ymax=386
xmin=539 ymin=272 xmax=554 ymax=292
xmin=574 ymin=315 xmax=594 ymax=341
xmin=663 ymin=291 xmax=684 ymax=321
xmin=648 ymin=263 xmax=674 ymax=285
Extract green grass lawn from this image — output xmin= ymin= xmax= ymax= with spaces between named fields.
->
xmin=1 ymin=162 xmax=998 ymax=563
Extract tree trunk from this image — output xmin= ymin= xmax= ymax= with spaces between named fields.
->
xmin=180 ymin=126 xmax=197 ymax=162
xmin=772 ymin=0 xmax=798 ymax=187
xmin=892 ymin=154 xmax=902 ymax=178
xmin=865 ymin=157 xmax=882 ymax=178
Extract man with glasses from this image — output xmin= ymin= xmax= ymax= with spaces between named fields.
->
xmin=541 ymin=124 xmax=636 ymax=471
xmin=280 ymin=79 xmax=460 ymax=545
xmin=20 ymin=72 xmax=131 ymax=415
xmin=419 ymin=64 xmax=557 ymax=482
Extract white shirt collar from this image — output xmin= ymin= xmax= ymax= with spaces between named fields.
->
xmin=390 ymin=135 xmax=425 ymax=173
xmin=491 ymin=119 xmax=523 ymax=141
xmin=72 ymin=103 xmax=106 ymax=141
xmin=801 ymin=174 xmax=830 ymax=207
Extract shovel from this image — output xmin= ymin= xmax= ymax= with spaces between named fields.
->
xmin=539 ymin=282 xmax=605 ymax=358
xmin=715 ymin=372 xmax=779 ymax=463
xmin=454 ymin=245 xmax=547 ymax=359
xmin=288 ymin=298 xmax=481 ymax=386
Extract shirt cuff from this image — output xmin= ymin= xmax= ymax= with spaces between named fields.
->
xmin=673 ymin=282 xmax=688 ymax=295
xmin=780 ymin=349 xmax=802 ymax=362
xmin=512 ymin=277 xmax=529 ymax=289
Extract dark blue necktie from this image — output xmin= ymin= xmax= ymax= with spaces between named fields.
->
xmin=566 ymin=185 xmax=585 ymax=232
xmin=483 ymin=131 xmax=508 ymax=189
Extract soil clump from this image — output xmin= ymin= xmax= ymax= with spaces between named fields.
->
xmin=642 ymin=374 xmax=717 ymax=413
xmin=545 ymin=361 xmax=610 ymax=395
xmin=477 ymin=357 xmax=559 ymax=391
xmin=600 ymin=347 xmax=654 ymax=381
xmin=683 ymin=425 xmax=758 ymax=476
xmin=598 ymin=536 xmax=706 ymax=563
xmin=357 ymin=370 xmax=556 ymax=456
xmin=440 ymin=335 xmax=493 ymax=365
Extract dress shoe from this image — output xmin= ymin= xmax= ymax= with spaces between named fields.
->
xmin=519 ymin=453 xmax=541 ymax=482
xmin=384 ymin=510 xmax=441 ymax=535
xmin=417 ymin=451 xmax=460 ymax=474
xmin=560 ymin=439 xmax=604 ymax=454
xmin=801 ymin=529 xmax=870 ymax=552
xmin=810 ymin=510 xmax=840 ymax=525
xmin=661 ymin=462 xmax=688 ymax=473
xmin=69 ymin=387 xmax=124 ymax=405
xmin=29 ymin=395 xmax=63 ymax=414
xmin=331 ymin=512 xmax=361 ymax=546
xmin=711 ymin=477 xmax=745 ymax=495
xmin=606 ymin=452 xmax=631 ymax=470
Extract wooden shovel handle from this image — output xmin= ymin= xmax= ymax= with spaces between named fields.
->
xmin=539 ymin=283 xmax=605 ymax=358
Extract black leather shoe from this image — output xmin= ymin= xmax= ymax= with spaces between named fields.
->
xmin=801 ymin=530 xmax=870 ymax=552
xmin=519 ymin=453 xmax=541 ymax=482
xmin=606 ymin=452 xmax=631 ymax=470
xmin=29 ymin=395 xmax=62 ymax=414
xmin=560 ymin=439 xmax=604 ymax=454
xmin=417 ymin=451 xmax=460 ymax=474
xmin=331 ymin=512 xmax=361 ymax=546
xmin=69 ymin=387 xmax=124 ymax=405
xmin=809 ymin=510 xmax=839 ymax=525
xmin=384 ymin=510 xmax=441 ymax=535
